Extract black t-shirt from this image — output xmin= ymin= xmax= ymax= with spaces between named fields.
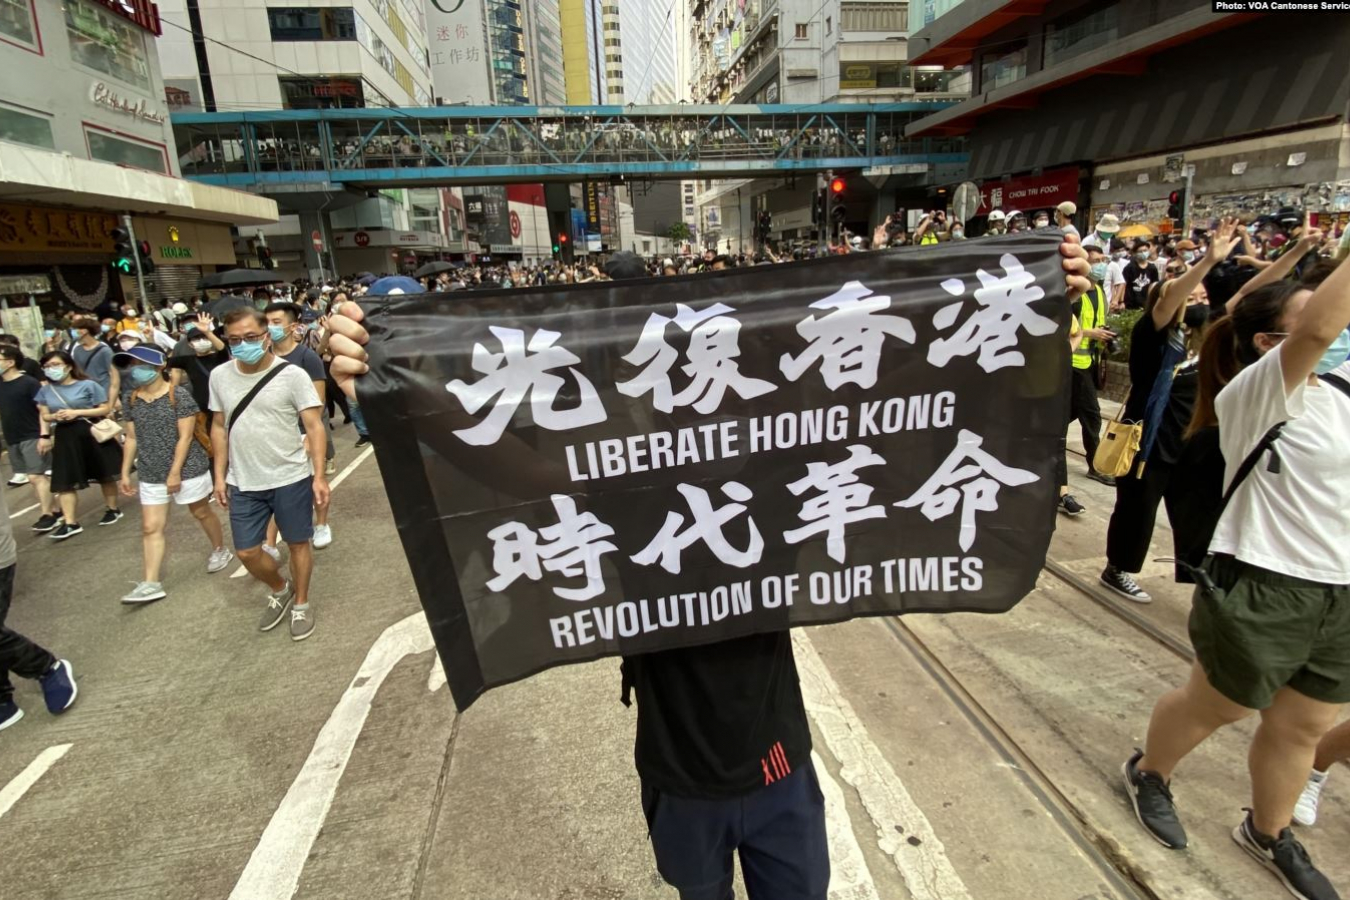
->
xmin=0 ymin=374 xmax=42 ymax=445
xmin=1153 ymin=360 xmax=1199 ymax=467
xmin=625 ymin=632 xmax=812 ymax=800
xmin=1124 ymin=313 xmax=1178 ymax=422
xmin=19 ymin=359 xmax=42 ymax=381
xmin=277 ymin=343 xmax=325 ymax=384
xmin=168 ymin=341 xmax=229 ymax=411
xmin=1121 ymin=262 xmax=1159 ymax=311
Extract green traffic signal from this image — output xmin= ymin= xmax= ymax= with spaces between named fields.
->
xmin=113 ymin=257 xmax=134 ymax=274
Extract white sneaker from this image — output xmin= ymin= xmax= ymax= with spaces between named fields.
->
xmin=207 ymin=547 xmax=235 ymax=573
xmin=7 ymin=473 xmax=29 ymax=486
xmin=261 ymin=544 xmax=281 ymax=563
xmin=313 ymin=524 xmax=333 ymax=549
xmin=1294 ymin=768 xmax=1330 ymax=827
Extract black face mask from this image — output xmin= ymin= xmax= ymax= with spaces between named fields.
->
xmin=1183 ymin=305 xmax=1210 ymax=329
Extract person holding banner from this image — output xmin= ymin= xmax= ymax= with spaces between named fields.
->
xmin=324 ymin=239 xmax=1094 ymax=899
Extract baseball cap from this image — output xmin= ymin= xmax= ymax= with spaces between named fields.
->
xmin=113 ymin=345 xmax=167 ymax=368
xmin=1056 ymin=201 xmax=1077 ymax=217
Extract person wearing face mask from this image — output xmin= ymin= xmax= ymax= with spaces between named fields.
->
xmin=1122 ymin=241 xmax=1161 ymax=311
xmin=114 ymin=305 xmax=141 ymax=335
xmin=1123 ymin=259 xmax=1350 ymax=900
xmin=1082 ymin=214 xmax=1120 ymax=253
xmin=1072 ymin=249 xmax=1115 ymax=489
xmin=1099 ymin=219 xmax=1242 ymax=604
xmin=947 ymin=222 xmax=966 ymax=241
xmin=1056 ymin=201 xmax=1080 ymax=238
xmin=115 ymin=346 xmax=233 ymax=604
xmin=0 ymin=347 xmax=59 ymax=531
xmin=1033 ymin=211 xmax=1051 ymax=229
xmin=209 ymin=308 xmax=327 ymax=642
xmin=35 ymin=350 xmax=123 ymax=540
xmin=985 ymin=209 xmax=1007 ymax=235
xmin=264 ymin=302 xmax=334 ymax=550
xmin=69 ymin=317 xmax=116 ymax=397
xmin=168 ymin=314 xmax=229 ymax=416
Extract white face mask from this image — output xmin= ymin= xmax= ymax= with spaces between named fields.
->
xmin=190 ymin=339 xmax=213 ymax=353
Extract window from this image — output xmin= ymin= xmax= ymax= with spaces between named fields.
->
xmin=0 ymin=104 xmax=53 ymax=149
xmin=795 ymin=22 xmax=807 ymax=39
xmin=65 ymin=0 xmax=150 ymax=90
xmin=840 ymin=2 xmax=909 ymax=33
xmin=980 ymin=44 xmax=1027 ymax=90
xmin=913 ymin=67 xmax=962 ymax=93
xmin=839 ymin=61 xmax=905 ymax=89
xmin=1045 ymin=4 xmax=1120 ymax=67
xmin=0 ymin=0 xmax=38 ymax=50
xmin=268 ymin=8 xmax=357 ymax=41
xmin=86 ymin=128 xmax=165 ymax=173
xmin=825 ymin=16 xmax=832 ymax=34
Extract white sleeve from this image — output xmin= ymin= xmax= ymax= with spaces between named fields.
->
xmin=1215 ymin=344 xmax=1306 ymax=489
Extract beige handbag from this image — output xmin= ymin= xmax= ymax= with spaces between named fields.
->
xmin=1093 ymin=406 xmax=1142 ymax=478
xmin=90 ymin=418 xmax=124 ymax=443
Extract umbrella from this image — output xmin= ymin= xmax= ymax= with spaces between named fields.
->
xmin=414 ymin=261 xmax=457 ymax=278
xmin=197 ymin=269 xmax=286 ymax=290
xmin=355 ymin=273 xmax=378 ymax=287
xmin=1117 ymin=223 xmax=1158 ymax=239
xmin=204 ymin=294 xmax=253 ymax=318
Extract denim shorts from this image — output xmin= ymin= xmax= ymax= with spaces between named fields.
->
xmin=228 ymin=477 xmax=314 ymax=550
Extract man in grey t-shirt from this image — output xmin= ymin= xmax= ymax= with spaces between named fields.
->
xmin=209 ymin=308 xmax=327 ymax=643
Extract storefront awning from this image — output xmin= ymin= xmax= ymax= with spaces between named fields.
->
xmin=0 ymin=142 xmax=277 ymax=226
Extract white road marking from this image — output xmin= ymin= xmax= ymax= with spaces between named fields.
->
xmin=426 ymin=654 xmax=446 ymax=694
xmin=813 ymin=751 xmax=882 ymax=900
xmin=228 ymin=612 xmax=434 ymax=900
xmin=0 ymin=744 xmax=73 ymax=819
xmin=794 ymin=631 xmax=973 ymax=900
xmin=230 ymin=446 xmax=376 ymax=579
xmin=9 ymin=502 xmax=39 ymax=520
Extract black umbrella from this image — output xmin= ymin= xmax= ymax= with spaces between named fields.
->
xmin=198 ymin=269 xmax=286 ymax=290
xmin=204 ymin=294 xmax=253 ymax=318
xmin=413 ymin=261 xmax=457 ymax=278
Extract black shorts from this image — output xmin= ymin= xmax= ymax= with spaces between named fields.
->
xmin=49 ymin=419 xmax=122 ymax=493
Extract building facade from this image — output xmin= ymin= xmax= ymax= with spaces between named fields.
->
xmin=0 ymin=0 xmax=275 ymax=326
xmin=908 ymin=2 xmax=1350 ymax=235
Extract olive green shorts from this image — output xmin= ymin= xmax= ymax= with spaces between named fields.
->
xmin=1189 ymin=554 xmax=1350 ymax=710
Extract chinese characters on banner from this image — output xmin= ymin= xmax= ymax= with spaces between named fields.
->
xmin=357 ymin=233 xmax=1070 ymax=709
xmin=426 ymin=0 xmax=492 ymax=104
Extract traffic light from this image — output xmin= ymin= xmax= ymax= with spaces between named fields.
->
xmin=111 ymin=227 xmax=134 ymax=274
xmin=756 ymin=210 xmax=771 ymax=242
xmin=830 ymin=176 xmax=845 ymax=195
xmin=1167 ymin=188 xmax=1186 ymax=220
xmin=136 ymin=239 xmax=156 ymax=275
xmin=811 ymin=190 xmax=825 ymax=225
xmin=255 ymin=245 xmax=274 ymax=270
xmin=830 ymin=203 xmax=847 ymax=226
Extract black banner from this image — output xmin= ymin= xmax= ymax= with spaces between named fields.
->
xmin=358 ymin=233 xmax=1070 ymax=710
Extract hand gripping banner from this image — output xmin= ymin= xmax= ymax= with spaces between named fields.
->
xmin=358 ymin=232 xmax=1070 ymax=709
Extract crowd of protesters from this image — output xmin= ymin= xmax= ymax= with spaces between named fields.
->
xmin=1 ymin=200 xmax=1348 ymax=900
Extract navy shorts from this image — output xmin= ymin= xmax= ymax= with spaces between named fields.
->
xmin=228 ymin=477 xmax=314 ymax=550
xmin=641 ymin=765 xmax=829 ymax=900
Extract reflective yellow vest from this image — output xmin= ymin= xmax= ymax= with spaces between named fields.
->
xmin=919 ymin=231 xmax=939 ymax=246
xmin=1073 ymin=285 xmax=1106 ymax=370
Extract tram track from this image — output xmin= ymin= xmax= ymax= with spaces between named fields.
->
xmin=877 ymin=546 xmax=1203 ymax=900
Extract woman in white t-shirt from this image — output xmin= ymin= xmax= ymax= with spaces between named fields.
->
xmin=1120 ymin=263 xmax=1350 ymax=900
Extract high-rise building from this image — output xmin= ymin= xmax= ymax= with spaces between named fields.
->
xmin=524 ymin=0 xmax=567 ymax=105
xmin=559 ymin=0 xmax=604 ymax=103
xmin=0 ymin=0 xmax=276 ymax=316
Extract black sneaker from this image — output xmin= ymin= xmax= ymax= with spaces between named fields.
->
xmin=1122 ymin=750 xmax=1188 ymax=849
xmin=1058 ymin=494 xmax=1085 ymax=516
xmin=30 ymin=513 xmax=62 ymax=533
xmin=1233 ymin=810 xmax=1341 ymax=900
xmin=98 ymin=508 xmax=123 ymax=526
xmin=1087 ymin=470 xmax=1117 ymax=486
xmin=355 ymin=435 xmax=371 ymax=448
xmin=1100 ymin=566 xmax=1153 ymax=603
xmin=48 ymin=522 xmax=83 ymax=541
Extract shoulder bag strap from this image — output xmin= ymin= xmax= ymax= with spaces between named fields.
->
xmin=1320 ymin=372 xmax=1350 ymax=399
xmin=1219 ymin=421 xmax=1287 ymax=513
xmin=227 ymin=362 xmax=289 ymax=435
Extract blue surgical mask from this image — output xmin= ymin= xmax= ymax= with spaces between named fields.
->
xmin=44 ymin=366 xmax=67 ymax=382
xmin=267 ymin=324 xmax=289 ymax=343
xmin=128 ymin=365 xmax=160 ymax=387
xmin=100 ymin=324 xmax=111 ymax=334
xmin=1181 ymin=250 xmax=1196 ymax=263
xmin=950 ymin=228 xmax=964 ymax=239
xmin=43 ymin=329 xmax=55 ymax=339
xmin=1090 ymin=262 xmax=1109 ymax=282
xmin=232 ymin=340 xmax=267 ymax=364
xmin=1315 ymin=329 xmax=1350 ymax=375
xmin=68 ymin=328 xmax=80 ymax=340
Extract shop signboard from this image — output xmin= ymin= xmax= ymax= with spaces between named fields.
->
xmin=976 ymin=168 xmax=1079 ymax=215
xmin=0 ymin=203 xmax=117 ymax=255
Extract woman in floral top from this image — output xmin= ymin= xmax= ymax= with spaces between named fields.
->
xmin=115 ymin=346 xmax=233 ymax=605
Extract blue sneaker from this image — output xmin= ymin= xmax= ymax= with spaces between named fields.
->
xmin=39 ymin=659 xmax=77 ymax=714
xmin=0 ymin=700 xmax=22 ymax=731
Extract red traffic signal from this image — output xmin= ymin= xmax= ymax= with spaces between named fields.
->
xmin=558 ymin=232 xmax=568 ymax=243
xmin=830 ymin=177 xmax=845 ymax=194
xmin=1168 ymin=190 xmax=1182 ymax=204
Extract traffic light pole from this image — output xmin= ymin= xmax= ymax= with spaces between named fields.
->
xmin=819 ymin=169 xmax=833 ymax=255
xmin=121 ymin=214 xmax=149 ymax=314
